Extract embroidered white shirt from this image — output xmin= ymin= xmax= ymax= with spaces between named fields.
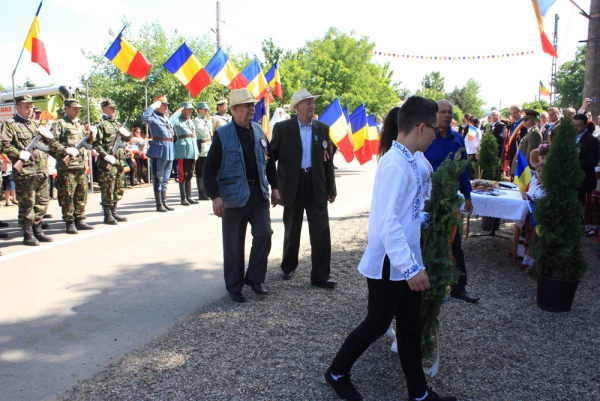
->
xmin=357 ymin=141 xmax=425 ymax=281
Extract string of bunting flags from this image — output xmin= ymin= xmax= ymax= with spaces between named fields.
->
xmin=372 ymin=50 xmax=536 ymax=61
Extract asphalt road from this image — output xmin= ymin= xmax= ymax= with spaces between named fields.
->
xmin=0 ymin=157 xmax=377 ymax=401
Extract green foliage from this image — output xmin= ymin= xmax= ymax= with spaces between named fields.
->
xmin=278 ymin=28 xmax=401 ymax=115
xmin=523 ymin=100 xmax=550 ymax=114
xmin=420 ymin=152 xmax=466 ymax=358
xmin=447 ymin=78 xmax=484 ymax=117
xmin=553 ymin=46 xmax=585 ymax=108
xmin=452 ymin=104 xmax=464 ymax=125
xmin=475 ymin=132 xmax=500 ymax=180
xmin=23 ymin=78 xmax=36 ymax=88
xmin=415 ymin=72 xmax=446 ymax=101
xmin=500 ymin=108 xmax=511 ymax=118
xmin=82 ymin=20 xmax=247 ymax=129
xmin=528 ymin=118 xmax=588 ymax=280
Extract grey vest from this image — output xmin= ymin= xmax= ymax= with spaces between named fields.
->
xmin=217 ymin=121 xmax=269 ymax=208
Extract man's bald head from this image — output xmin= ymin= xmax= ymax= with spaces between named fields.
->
xmin=437 ymin=99 xmax=453 ymax=129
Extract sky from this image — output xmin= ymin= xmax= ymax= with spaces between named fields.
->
xmin=0 ymin=0 xmax=591 ymax=111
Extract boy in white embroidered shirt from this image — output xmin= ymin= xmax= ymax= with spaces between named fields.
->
xmin=324 ymin=97 xmax=456 ymax=401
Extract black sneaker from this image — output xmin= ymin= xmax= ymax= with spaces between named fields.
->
xmin=412 ymin=387 xmax=456 ymax=401
xmin=324 ymin=367 xmax=363 ymax=401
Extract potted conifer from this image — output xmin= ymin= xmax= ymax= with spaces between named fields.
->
xmin=527 ymin=117 xmax=589 ymax=312
xmin=475 ymin=132 xmax=501 ymax=231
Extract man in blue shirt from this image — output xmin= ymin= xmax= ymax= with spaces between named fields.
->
xmin=424 ymin=99 xmax=479 ymax=304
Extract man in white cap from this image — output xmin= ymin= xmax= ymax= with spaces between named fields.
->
xmin=270 ymin=88 xmax=337 ymax=288
xmin=211 ymin=99 xmax=231 ymax=135
xmin=203 ymin=88 xmax=280 ymax=303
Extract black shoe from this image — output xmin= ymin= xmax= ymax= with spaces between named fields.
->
xmin=161 ymin=191 xmax=174 ymax=211
xmin=33 ymin=224 xmax=53 ymax=242
xmin=324 ymin=368 xmax=363 ymax=401
xmin=198 ymin=192 xmax=210 ymax=201
xmin=43 ymin=213 xmax=53 ymax=218
xmin=311 ymin=279 xmax=337 ymax=289
xmin=66 ymin=221 xmax=78 ymax=234
xmin=411 ymin=387 xmax=456 ymax=401
xmin=0 ymin=233 xmax=8 ymax=239
xmin=41 ymin=223 xmax=49 ymax=229
xmin=282 ymin=271 xmax=295 ymax=280
xmin=244 ymin=278 xmax=268 ymax=295
xmin=75 ymin=219 xmax=94 ymax=231
xmin=0 ymin=221 xmax=9 ymax=228
xmin=228 ymin=291 xmax=246 ymax=303
xmin=103 ymin=206 xmax=118 ymax=225
xmin=450 ymin=290 xmax=479 ymax=304
xmin=22 ymin=225 xmax=40 ymax=246
xmin=111 ymin=205 xmax=127 ymax=222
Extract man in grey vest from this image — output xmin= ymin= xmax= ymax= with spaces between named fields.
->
xmin=203 ymin=89 xmax=280 ymax=303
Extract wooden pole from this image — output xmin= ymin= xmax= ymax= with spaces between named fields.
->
xmin=583 ymin=0 xmax=600 ymax=118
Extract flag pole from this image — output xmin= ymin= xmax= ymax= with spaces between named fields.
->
xmin=11 ymin=0 xmax=44 ymax=101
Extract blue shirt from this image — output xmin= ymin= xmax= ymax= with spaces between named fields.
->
xmin=424 ymin=128 xmax=472 ymax=198
xmin=298 ymin=119 xmax=312 ymax=168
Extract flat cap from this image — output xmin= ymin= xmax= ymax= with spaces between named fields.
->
xmin=64 ymin=99 xmax=83 ymax=108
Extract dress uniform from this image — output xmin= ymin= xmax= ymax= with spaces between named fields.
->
xmin=211 ymin=99 xmax=232 ymax=135
xmin=193 ymin=102 xmax=212 ymax=200
xmin=172 ymin=102 xmax=199 ymax=205
xmin=142 ymin=95 xmax=175 ymax=212
xmin=93 ymin=99 xmax=131 ymax=224
xmin=0 ymin=95 xmax=54 ymax=245
xmin=50 ymin=99 xmax=95 ymax=234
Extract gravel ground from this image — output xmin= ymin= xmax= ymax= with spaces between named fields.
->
xmin=59 ymin=212 xmax=600 ymax=401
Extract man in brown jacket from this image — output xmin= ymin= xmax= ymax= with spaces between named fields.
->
xmin=512 ymin=109 xmax=543 ymax=173
xmin=270 ymin=89 xmax=337 ymax=288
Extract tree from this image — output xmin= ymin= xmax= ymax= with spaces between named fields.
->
xmin=415 ymin=71 xmax=446 ymax=101
xmin=23 ymin=78 xmax=36 ymax=88
xmin=278 ymin=28 xmax=401 ymax=116
xmin=523 ymin=100 xmax=550 ymax=114
xmin=553 ymin=45 xmax=586 ymax=108
xmin=447 ymin=78 xmax=484 ymax=117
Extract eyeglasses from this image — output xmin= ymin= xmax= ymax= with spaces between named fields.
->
xmin=417 ymin=122 xmax=439 ymax=131
xmin=438 ymin=110 xmax=453 ymax=115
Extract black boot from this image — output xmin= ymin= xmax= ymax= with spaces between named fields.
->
xmin=41 ymin=223 xmax=49 ymax=229
xmin=66 ymin=221 xmax=78 ymax=234
xmin=33 ymin=223 xmax=53 ymax=242
xmin=103 ymin=206 xmax=118 ymax=225
xmin=75 ymin=218 xmax=94 ymax=230
xmin=22 ymin=225 xmax=40 ymax=246
xmin=179 ymin=182 xmax=190 ymax=206
xmin=162 ymin=190 xmax=174 ymax=211
xmin=197 ymin=178 xmax=210 ymax=201
xmin=0 ymin=221 xmax=9 ymax=228
xmin=111 ymin=204 xmax=127 ymax=222
xmin=186 ymin=181 xmax=198 ymax=204
xmin=155 ymin=190 xmax=167 ymax=212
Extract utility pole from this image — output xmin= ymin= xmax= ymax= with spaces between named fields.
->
xmin=551 ymin=14 xmax=559 ymax=105
xmin=583 ymin=0 xmax=600 ymax=118
xmin=216 ymin=2 xmax=222 ymax=50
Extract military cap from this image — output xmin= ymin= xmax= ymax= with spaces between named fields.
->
xmin=14 ymin=94 xmax=34 ymax=104
xmin=56 ymin=108 xmax=65 ymax=116
xmin=64 ymin=99 xmax=83 ymax=108
xmin=101 ymin=99 xmax=117 ymax=108
xmin=522 ymin=109 xmax=540 ymax=119
xmin=216 ymin=99 xmax=228 ymax=106
xmin=33 ymin=106 xmax=42 ymax=112
xmin=180 ymin=101 xmax=194 ymax=109
xmin=196 ymin=102 xmax=208 ymax=109
xmin=152 ymin=95 xmax=169 ymax=104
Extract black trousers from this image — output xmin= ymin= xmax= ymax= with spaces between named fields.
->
xmin=330 ymin=257 xmax=428 ymax=399
xmin=177 ymin=158 xmax=195 ymax=183
xmin=452 ymin=226 xmax=467 ymax=291
xmin=281 ymin=170 xmax=331 ymax=281
xmin=222 ymin=184 xmax=272 ymax=292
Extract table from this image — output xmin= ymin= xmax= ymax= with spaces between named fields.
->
xmin=463 ymin=189 xmax=530 ymax=262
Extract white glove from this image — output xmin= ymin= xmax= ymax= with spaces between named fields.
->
xmin=37 ymin=126 xmax=54 ymax=139
xmin=19 ymin=150 xmax=31 ymax=161
xmin=66 ymin=147 xmax=79 ymax=157
xmin=151 ymin=101 xmax=162 ymax=109
xmin=104 ymin=155 xmax=117 ymax=165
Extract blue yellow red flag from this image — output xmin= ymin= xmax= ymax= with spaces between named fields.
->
xmin=514 ymin=150 xmax=532 ymax=193
xmin=264 ymin=61 xmax=282 ymax=99
xmin=205 ymin=48 xmax=249 ymax=89
xmin=163 ymin=43 xmax=211 ymax=97
xmin=320 ymin=98 xmax=353 ymax=163
xmin=349 ymin=104 xmax=372 ymax=165
xmin=24 ymin=1 xmax=50 ymax=75
xmin=105 ymin=29 xmax=152 ymax=80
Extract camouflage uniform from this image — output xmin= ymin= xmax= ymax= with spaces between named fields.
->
xmin=50 ymin=115 xmax=92 ymax=223
xmin=0 ymin=114 xmax=51 ymax=229
xmin=93 ymin=115 xmax=128 ymax=209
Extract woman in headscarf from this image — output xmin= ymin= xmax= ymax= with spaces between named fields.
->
xmin=270 ymin=107 xmax=287 ymax=132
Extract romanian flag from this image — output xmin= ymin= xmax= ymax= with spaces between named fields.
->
xmin=514 ymin=150 xmax=532 ymax=193
xmin=539 ymin=80 xmax=551 ymax=97
xmin=23 ymin=2 xmax=50 ymax=75
xmin=467 ymin=124 xmax=478 ymax=141
xmin=253 ymin=97 xmax=271 ymax=140
xmin=342 ymin=106 xmax=352 ymax=134
xmin=105 ymin=31 xmax=152 ymax=80
xmin=508 ymin=118 xmax=525 ymax=148
xmin=265 ymin=61 xmax=282 ymax=99
xmin=366 ymin=114 xmax=380 ymax=155
xmin=532 ymin=0 xmax=558 ymax=58
xmin=320 ymin=98 xmax=354 ymax=163
xmin=349 ymin=104 xmax=372 ymax=165
xmin=163 ymin=43 xmax=211 ymax=97
xmin=205 ymin=48 xmax=248 ymax=89
xmin=241 ymin=59 xmax=269 ymax=99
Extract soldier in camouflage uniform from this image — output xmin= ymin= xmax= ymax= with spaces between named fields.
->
xmin=93 ymin=99 xmax=130 ymax=225
xmin=0 ymin=95 xmax=54 ymax=246
xmin=50 ymin=99 xmax=95 ymax=234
